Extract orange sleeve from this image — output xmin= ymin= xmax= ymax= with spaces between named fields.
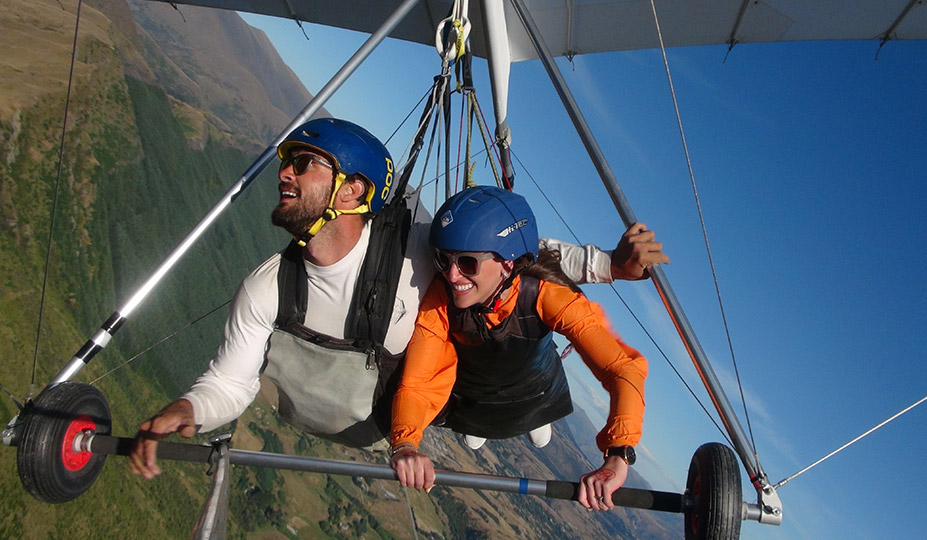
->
xmin=390 ymin=277 xmax=459 ymax=448
xmin=538 ymin=281 xmax=648 ymax=450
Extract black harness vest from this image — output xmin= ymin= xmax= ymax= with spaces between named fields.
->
xmin=444 ymin=276 xmax=573 ymax=439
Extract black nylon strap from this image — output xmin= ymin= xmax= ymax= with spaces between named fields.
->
xmin=346 ymin=200 xmax=411 ymax=345
xmin=275 ymin=240 xmax=308 ymax=327
xmin=274 ymin=201 xmax=410 ymax=347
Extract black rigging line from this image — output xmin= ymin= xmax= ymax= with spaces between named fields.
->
xmin=385 ymin=85 xmax=436 ymax=147
xmin=0 ymin=380 xmax=24 ymax=411
xmin=648 ymin=0 xmax=758 ymax=465
xmin=510 ymin=149 xmax=733 ymax=446
xmin=167 ymin=3 xmax=187 ymax=23
xmin=282 ymin=0 xmax=311 ymax=41
xmin=30 ymin=0 xmax=84 ymax=399
xmin=89 ymin=300 xmax=231 ymax=386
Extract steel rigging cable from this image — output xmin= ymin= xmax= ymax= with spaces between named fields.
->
xmin=29 ymin=0 xmax=85 ymax=400
xmin=510 ymin=148 xmax=733 ymax=448
xmin=648 ymin=0 xmax=758 ymax=460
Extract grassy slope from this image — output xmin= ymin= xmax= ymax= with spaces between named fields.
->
xmin=0 ymin=1 xmax=281 ymax=537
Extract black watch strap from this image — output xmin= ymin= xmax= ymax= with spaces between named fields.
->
xmin=603 ymin=445 xmax=636 ymax=465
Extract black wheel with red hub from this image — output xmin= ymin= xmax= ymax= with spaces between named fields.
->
xmin=16 ymin=382 xmax=111 ymax=503
xmin=684 ymin=442 xmax=742 ymax=540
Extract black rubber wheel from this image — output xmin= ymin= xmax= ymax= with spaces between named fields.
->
xmin=16 ymin=382 xmax=112 ymax=503
xmin=684 ymin=442 xmax=742 ymax=540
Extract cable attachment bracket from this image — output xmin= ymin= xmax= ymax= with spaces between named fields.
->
xmin=2 ymin=413 xmax=23 ymax=447
xmin=756 ymin=480 xmax=784 ymax=525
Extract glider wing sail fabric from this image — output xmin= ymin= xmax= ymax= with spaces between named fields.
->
xmin=142 ymin=0 xmax=927 ymax=62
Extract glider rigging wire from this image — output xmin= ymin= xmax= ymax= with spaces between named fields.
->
xmin=400 ymin=486 xmax=421 ymax=540
xmin=88 ymin=300 xmax=231 ymax=386
xmin=384 ymin=86 xmax=435 ymax=147
xmin=0 ymin=381 xmax=23 ymax=411
xmin=510 ymin=149 xmax=733 ymax=448
xmin=469 ymin=85 xmax=506 ymax=188
xmin=647 ymin=0 xmax=759 ymax=463
xmin=454 ymin=58 xmax=504 ymax=192
xmin=166 ymin=2 xmax=188 ymax=23
xmin=30 ymin=0 xmax=84 ymax=400
xmin=648 ymin=0 xmax=923 ymax=492
xmin=774 ymin=394 xmax=927 ymax=489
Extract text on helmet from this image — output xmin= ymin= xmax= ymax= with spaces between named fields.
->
xmin=496 ymin=219 xmax=529 ymax=238
xmin=380 ymin=157 xmax=394 ymax=201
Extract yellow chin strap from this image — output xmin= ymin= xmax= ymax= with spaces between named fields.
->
xmin=295 ymin=171 xmax=371 ymax=246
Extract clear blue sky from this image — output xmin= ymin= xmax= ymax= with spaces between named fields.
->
xmin=242 ymin=12 xmax=926 ymax=540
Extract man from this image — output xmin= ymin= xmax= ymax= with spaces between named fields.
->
xmin=128 ymin=117 xmax=667 ymax=479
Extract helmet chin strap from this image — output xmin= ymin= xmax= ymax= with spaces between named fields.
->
xmin=294 ymin=172 xmax=371 ymax=247
xmin=474 ymin=264 xmax=517 ymax=314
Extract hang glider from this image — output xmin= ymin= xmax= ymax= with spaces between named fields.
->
xmin=5 ymin=2 xmax=926 ymax=540
xmin=148 ymin=0 xmax=927 ymax=62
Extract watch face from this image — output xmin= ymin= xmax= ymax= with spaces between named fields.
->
xmin=624 ymin=445 xmax=637 ymax=465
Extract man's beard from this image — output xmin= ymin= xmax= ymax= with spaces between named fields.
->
xmin=271 ymin=197 xmax=324 ymax=238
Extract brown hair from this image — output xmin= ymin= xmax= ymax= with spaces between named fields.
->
xmin=516 ymin=248 xmax=583 ymax=294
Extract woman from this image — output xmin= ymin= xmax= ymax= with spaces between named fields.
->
xmin=389 ymin=186 xmax=647 ymax=510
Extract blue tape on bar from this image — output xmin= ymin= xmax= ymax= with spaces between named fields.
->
xmin=519 ymin=478 xmax=528 ymax=494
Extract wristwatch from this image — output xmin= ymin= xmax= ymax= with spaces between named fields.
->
xmin=604 ymin=445 xmax=636 ymax=466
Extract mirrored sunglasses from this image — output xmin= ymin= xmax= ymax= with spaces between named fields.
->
xmin=433 ymin=250 xmax=496 ymax=277
xmin=279 ymin=153 xmax=333 ymax=175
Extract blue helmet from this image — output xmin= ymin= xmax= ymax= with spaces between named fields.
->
xmin=431 ymin=186 xmax=539 ymax=261
xmin=277 ymin=118 xmax=395 ymax=213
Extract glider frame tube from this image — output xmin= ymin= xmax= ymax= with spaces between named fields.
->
xmin=45 ymin=0 xmax=424 ymax=387
xmin=83 ymin=434 xmax=688 ymax=514
xmin=506 ymin=0 xmax=782 ymax=525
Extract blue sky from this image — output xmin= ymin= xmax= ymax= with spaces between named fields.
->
xmin=241 ymin=12 xmax=926 ymax=540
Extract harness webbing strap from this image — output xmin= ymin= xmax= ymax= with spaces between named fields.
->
xmin=347 ymin=201 xmax=412 ymax=347
xmin=275 ymin=241 xmax=309 ymax=328
xmin=274 ymin=202 xmax=411 ymax=348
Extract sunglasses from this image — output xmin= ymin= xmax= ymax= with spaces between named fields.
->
xmin=279 ymin=153 xmax=334 ymax=175
xmin=433 ymin=250 xmax=497 ymax=277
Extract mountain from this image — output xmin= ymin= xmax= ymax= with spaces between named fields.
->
xmin=561 ymin=403 xmax=682 ymax=539
xmin=0 ymin=1 xmax=680 ymax=538
xmin=124 ymin=0 xmax=313 ymax=148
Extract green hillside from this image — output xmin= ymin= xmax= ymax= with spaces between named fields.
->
xmin=1 ymin=1 xmax=287 ymax=537
xmin=0 ymin=2 xmax=678 ymax=538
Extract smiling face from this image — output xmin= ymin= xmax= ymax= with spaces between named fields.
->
xmin=271 ymin=148 xmax=335 ymax=236
xmin=438 ymin=250 xmax=514 ymax=309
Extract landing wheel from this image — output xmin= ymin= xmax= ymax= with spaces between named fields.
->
xmin=16 ymin=382 xmax=111 ymax=503
xmin=684 ymin=442 xmax=742 ymax=540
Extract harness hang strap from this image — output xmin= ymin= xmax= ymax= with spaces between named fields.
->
xmin=275 ymin=240 xmax=309 ymax=327
xmin=347 ymin=199 xmax=412 ymax=346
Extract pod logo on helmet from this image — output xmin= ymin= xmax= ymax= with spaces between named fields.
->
xmin=379 ymin=156 xmax=394 ymax=202
xmin=439 ymin=209 xmax=454 ymax=228
xmin=496 ymin=218 xmax=529 ymax=238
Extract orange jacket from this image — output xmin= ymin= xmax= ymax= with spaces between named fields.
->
xmin=390 ymin=275 xmax=647 ymax=451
